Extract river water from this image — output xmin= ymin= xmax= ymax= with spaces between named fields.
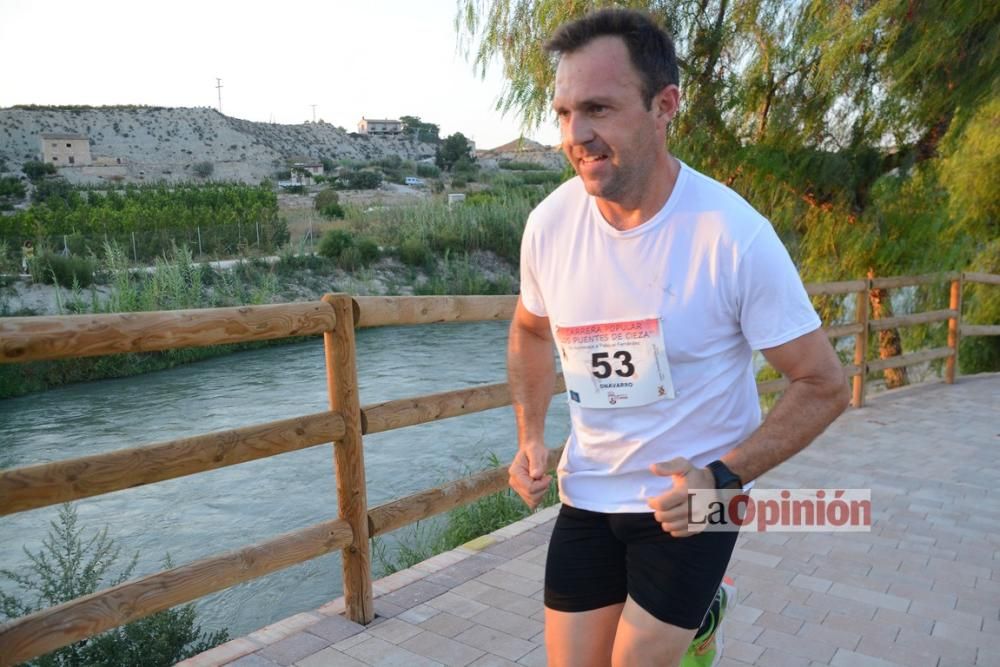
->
xmin=0 ymin=321 xmax=570 ymax=637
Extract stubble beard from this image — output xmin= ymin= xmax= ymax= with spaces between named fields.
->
xmin=575 ymin=154 xmax=644 ymax=207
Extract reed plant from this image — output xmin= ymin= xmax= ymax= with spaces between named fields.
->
xmin=0 ymin=244 xmax=282 ymax=399
xmin=345 ymin=186 xmax=545 ymax=265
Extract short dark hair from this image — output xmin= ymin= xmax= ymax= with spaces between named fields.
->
xmin=544 ymin=9 xmax=679 ymax=109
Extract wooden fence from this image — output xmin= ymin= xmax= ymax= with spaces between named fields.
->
xmin=0 ymin=272 xmax=997 ymax=665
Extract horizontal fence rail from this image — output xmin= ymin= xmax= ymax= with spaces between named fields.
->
xmin=354 ymin=295 xmax=516 ymax=328
xmin=363 ymin=376 xmax=567 ymax=435
xmin=0 ymin=411 xmax=347 ymax=516
xmin=0 ymin=272 xmax=997 ymax=664
xmin=868 ymin=272 xmax=962 ymax=289
xmin=0 ymin=518 xmax=354 ymax=667
xmin=868 ymin=309 xmax=957 ymax=331
xmin=805 ymin=279 xmax=868 ymax=295
xmin=0 ymin=301 xmax=337 ymax=363
xmin=368 ymin=447 xmax=564 ymax=537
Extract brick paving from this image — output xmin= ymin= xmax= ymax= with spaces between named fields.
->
xmin=180 ymin=374 xmax=1000 ymax=666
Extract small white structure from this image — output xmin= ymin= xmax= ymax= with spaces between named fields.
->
xmin=290 ymin=161 xmax=323 ymax=184
xmin=357 ymin=117 xmax=404 ymax=135
xmin=40 ymin=133 xmax=92 ymax=166
xmin=447 ymin=193 xmax=466 ymax=206
xmin=404 ymin=176 xmax=424 ymax=186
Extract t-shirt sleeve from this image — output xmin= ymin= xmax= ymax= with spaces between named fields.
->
xmin=736 ymin=222 xmax=821 ymax=350
xmin=518 ymin=218 xmax=547 ymax=317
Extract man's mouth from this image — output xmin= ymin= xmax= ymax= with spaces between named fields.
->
xmin=578 ymin=155 xmax=608 ymax=165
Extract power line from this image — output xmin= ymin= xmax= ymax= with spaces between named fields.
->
xmin=216 ymin=78 xmax=223 ymax=113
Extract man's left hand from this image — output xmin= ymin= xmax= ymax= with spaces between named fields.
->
xmin=646 ymin=457 xmax=718 ymax=537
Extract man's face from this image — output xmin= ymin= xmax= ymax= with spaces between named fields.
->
xmin=553 ymin=36 xmax=665 ymax=204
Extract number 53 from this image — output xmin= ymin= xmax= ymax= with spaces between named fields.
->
xmin=591 ymin=351 xmax=635 ymax=379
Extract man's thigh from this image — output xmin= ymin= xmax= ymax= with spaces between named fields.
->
xmin=544 ymin=505 xmax=739 ymax=665
xmin=614 ymin=596 xmax=697 ymax=667
xmin=546 ymin=603 xmax=625 ymax=667
xmin=544 ymin=505 xmax=628 ymax=666
xmin=617 ymin=513 xmax=739 ymax=630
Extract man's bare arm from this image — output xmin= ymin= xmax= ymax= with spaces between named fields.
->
xmin=507 ymin=297 xmax=556 ymax=508
xmin=650 ymin=327 xmax=849 ymax=536
xmin=722 ymin=327 xmax=851 ymax=484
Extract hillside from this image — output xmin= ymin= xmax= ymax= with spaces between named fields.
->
xmin=477 ymin=136 xmax=565 ymax=170
xmin=0 ymin=106 xmax=437 ymax=184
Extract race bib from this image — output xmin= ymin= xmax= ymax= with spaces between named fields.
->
xmin=555 ymin=317 xmax=675 ymax=409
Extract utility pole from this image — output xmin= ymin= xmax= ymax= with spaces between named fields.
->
xmin=311 ymin=104 xmax=317 ymax=123
xmin=216 ymin=78 xmax=223 ymax=113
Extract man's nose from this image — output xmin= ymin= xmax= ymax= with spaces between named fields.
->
xmin=563 ymin=112 xmax=594 ymax=146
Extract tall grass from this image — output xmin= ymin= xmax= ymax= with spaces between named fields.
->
xmin=415 ymin=251 xmax=513 ymax=295
xmin=0 ymin=244 xmax=282 ymax=399
xmin=345 ymin=187 xmax=546 ymax=265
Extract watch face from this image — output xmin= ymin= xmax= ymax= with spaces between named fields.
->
xmin=709 ymin=461 xmax=741 ymax=490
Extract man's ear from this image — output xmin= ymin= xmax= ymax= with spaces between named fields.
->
xmin=654 ymin=84 xmax=681 ymax=125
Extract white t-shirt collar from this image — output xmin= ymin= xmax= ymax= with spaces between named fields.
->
xmin=589 ymin=160 xmax=690 ymax=239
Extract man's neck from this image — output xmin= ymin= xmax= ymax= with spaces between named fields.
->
xmin=595 ymin=154 xmax=680 ymax=231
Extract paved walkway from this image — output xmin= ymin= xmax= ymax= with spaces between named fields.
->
xmin=181 ymin=374 xmax=999 ymax=667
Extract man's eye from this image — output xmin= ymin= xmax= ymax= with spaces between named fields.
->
xmin=589 ymin=105 xmax=607 ymax=115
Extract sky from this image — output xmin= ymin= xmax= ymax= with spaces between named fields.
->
xmin=0 ymin=0 xmax=562 ymax=150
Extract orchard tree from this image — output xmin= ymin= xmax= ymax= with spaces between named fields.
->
xmin=456 ymin=0 xmax=1000 ymax=382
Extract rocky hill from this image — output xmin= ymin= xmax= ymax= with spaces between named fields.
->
xmin=477 ymin=137 xmax=565 ymax=170
xmin=0 ymin=106 xmax=437 ymax=184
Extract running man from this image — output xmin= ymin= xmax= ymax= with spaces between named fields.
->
xmin=507 ymin=9 xmax=849 ymax=666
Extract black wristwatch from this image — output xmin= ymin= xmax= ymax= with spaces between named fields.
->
xmin=706 ymin=460 xmax=743 ymax=490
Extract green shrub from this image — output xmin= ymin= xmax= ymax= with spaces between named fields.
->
xmin=520 ymin=170 xmax=562 ymax=185
xmin=22 ymin=160 xmax=56 ymax=181
xmin=342 ymin=170 xmax=382 ymax=190
xmin=315 ymin=188 xmax=340 ymax=209
xmin=398 ymin=237 xmax=434 ymax=268
xmin=30 ymin=252 xmax=98 ymax=287
xmin=356 ymin=237 xmax=380 ymax=265
xmin=451 ymin=176 xmax=468 ymax=189
xmin=0 ymin=176 xmax=26 ymax=201
xmin=192 ymin=161 xmax=214 ymax=178
xmin=318 ymin=229 xmax=354 ymax=259
xmin=321 ymin=202 xmax=345 ymax=219
xmin=499 ymin=160 xmax=543 ymax=171
xmin=416 ymin=163 xmax=441 ymax=178
xmin=0 ymin=504 xmax=229 ymax=665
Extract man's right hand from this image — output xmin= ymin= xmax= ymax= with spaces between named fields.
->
xmin=508 ymin=444 xmax=552 ymax=510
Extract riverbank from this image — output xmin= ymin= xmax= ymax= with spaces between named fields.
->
xmin=0 ymin=250 xmax=518 ymax=399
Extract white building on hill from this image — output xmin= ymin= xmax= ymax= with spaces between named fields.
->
xmin=40 ymin=133 xmax=92 ymax=166
xmin=357 ymin=117 xmax=403 ymax=135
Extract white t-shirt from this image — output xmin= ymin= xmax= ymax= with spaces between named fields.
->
xmin=519 ymin=161 xmax=821 ymax=513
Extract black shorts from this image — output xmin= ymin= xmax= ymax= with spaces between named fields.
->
xmin=544 ymin=504 xmax=739 ymax=629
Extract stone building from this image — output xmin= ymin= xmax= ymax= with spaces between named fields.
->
xmin=40 ymin=133 xmax=92 ymax=166
xmin=357 ymin=117 xmax=403 ymax=135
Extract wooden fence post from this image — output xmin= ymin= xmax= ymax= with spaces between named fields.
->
xmin=322 ymin=294 xmax=374 ymax=624
xmin=946 ymin=276 xmax=963 ymax=384
xmin=852 ymin=280 xmax=870 ymax=408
